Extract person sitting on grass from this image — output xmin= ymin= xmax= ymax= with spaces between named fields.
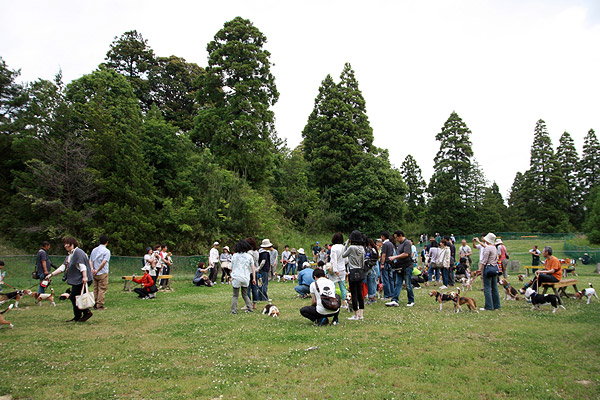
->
xmin=300 ymin=268 xmax=340 ymax=326
xmin=295 ymin=262 xmax=314 ymax=298
xmin=133 ymin=265 xmax=157 ymax=299
xmin=192 ymin=262 xmax=214 ymax=287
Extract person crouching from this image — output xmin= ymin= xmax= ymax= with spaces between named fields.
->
xmin=133 ymin=266 xmax=157 ymax=299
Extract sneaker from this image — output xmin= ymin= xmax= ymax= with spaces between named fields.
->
xmin=407 ymin=302 xmax=415 ymax=307
xmin=142 ymin=296 xmax=149 ymax=300
xmin=358 ymin=316 xmax=364 ymax=320
xmin=319 ymin=317 xmax=329 ymax=326
xmin=232 ymin=311 xmax=237 ymax=314
xmin=439 ymin=285 xmax=447 ymax=289
xmin=347 ymin=316 xmax=359 ymax=320
xmin=414 ymin=287 xmax=422 ymax=290
xmin=241 ymin=305 xmax=248 ymax=311
xmin=385 ymin=300 xmax=399 ymax=307
xmin=332 ymin=321 xmax=338 ymax=325
xmin=245 ymin=309 xmax=253 ymax=313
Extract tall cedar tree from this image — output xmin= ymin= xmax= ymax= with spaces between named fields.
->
xmin=427 ymin=112 xmax=479 ymax=233
xmin=104 ymin=30 xmax=156 ymax=112
xmin=579 ymin=128 xmax=600 ymax=208
xmin=507 ymin=171 xmax=529 ymax=231
xmin=67 ymin=68 xmax=155 ymax=253
xmin=401 ymin=154 xmax=426 ymax=223
xmin=192 ymin=17 xmax=279 ymax=187
xmin=522 ymin=119 xmax=569 ymax=232
xmin=477 ymin=183 xmax=508 ymax=233
xmin=556 ymin=131 xmax=582 ymax=228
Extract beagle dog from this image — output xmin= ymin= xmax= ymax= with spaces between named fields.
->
xmin=574 ymin=283 xmax=598 ymax=304
xmin=524 ymin=288 xmax=566 ymax=313
xmin=262 ymin=303 xmax=280 ymax=317
xmin=0 ymin=304 xmax=14 ymax=329
xmin=0 ymin=289 xmax=32 ymax=308
xmin=460 ymin=276 xmax=476 ymax=292
xmin=31 ymin=288 xmax=56 ymax=306
xmin=429 ymin=290 xmax=456 ymax=311
xmin=499 ymin=279 xmax=520 ymax=301
xmin=451 ymin=288 xmax=478 ymax=313
xmin=518 ymin=274 xmax=525 ymax=282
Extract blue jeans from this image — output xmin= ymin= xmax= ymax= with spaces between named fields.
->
xmin=483 ymin=272 xmax=501 ymax=310
xmin=442 ymin=268 xmax=449 ymax=286
xmin=366 ymin=267 xmax=378 ymax=299
xmin=392 ymin=267 xmax=414 ymax=304
xmin=286 ymin=263 xmax=296 ymax=275
xmin=250 ymin=274 xmax=259 ymax=303
xmin=381 ymin=265 xmax=394 ymax=298
xmin=258 ymin=270 xmax=269 ymax=300
xmin=428 ymin=266 xmax=440 ymax=282
xmin=295 ymin=284 xmax=310 ymax=296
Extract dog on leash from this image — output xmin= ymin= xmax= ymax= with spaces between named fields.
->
xmin=376 ymin=283 xmax=384 ymax=299
xmin=460 ymin=276 xmax=475 ymax=292
xmin=0 ymin=304 xmax=14 ymax=329
xmin=429 ymin=290 xmax=456 ymax=311
xmin=31 ymin=288 xmax=56 ymax=306
xmin=276 ymin=274 xmax=296 ymax=282
xmin=524 ymin=288 xmax=566 ymax=313
xmin=499 ymin=279 xmax=520 ymax=301
xmin=451 ymin=288 xmax=478 ymax=313
xmin=0 ymin=289 xmax=32 ymax=308
xmin=574 ymin=283 xmax=598 ymax=304
xmin=518 ymin=274 xmax=525 ymax=282
xmin=262 ymin=303 xmax=280 ymax=317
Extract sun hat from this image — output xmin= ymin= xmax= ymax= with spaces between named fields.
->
xmin=141 ymin=265 xmax=150 ymax=271
xmin=260 ymin=238 xmax=273 ymax=248
xmin=303 ymin=261 xmax=311 ymax=268
xmin=495 ymin=238 xmax=503 ymax=245
xmin=483 ymin=232 xmax=496 ymax=245
xmin=291 ymin=248 xmax=296 ymax=253
xmin=223 ymin=246 xmax=230 ymax=252
xmin=213 ymin=241 xmax=219 ymax=246
xmin=298 ymin=248 xmax=305 ymax=255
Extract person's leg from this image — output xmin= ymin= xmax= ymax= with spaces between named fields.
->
xmin=250 ymin=276 xmax=258 ymax=304
xmin=381 ymin=266 xmax=391 ymax=298
xmin=355 ymin=281 xmax=364 ymax=310
xmin=232 ymin=286 xmax=240 ymax=313
xmin=482 ymin=275 xmax=493 ymax=310
xmin=338 ymin=280 xmax=347 ymax=300
xmin=70 ymin=284 xmax=84 ymax=320
xmin=300 ymin=305 xmax=321 ymax=322
xmin=449 ymin=268 xmax=455 ymax=286
xmin=38 ymin=279 xmax=45 ymax=294
xmin=502 ymin=260 xmax=509 ymax=278
xmin=442 ymin=268 xmax=449 ymax=286
xmin=491 ymin=278 xmax=501 ymax=310
xmin=97 ymin=274 xmax=108 ymax=307
xmin=349 ymin=281 xmax=360 ymax=312
xmin=93 ymin=275 xmax=100 ymax=305
xmin=367 ymin=269 xmax=377 ymax=301
xmin=391 ymin=270 xmax=403 ymax=304
xmin=405 ymin=268 xmax=414 ymax=304
xmin=261 ymin=270 xmax=269 ymax=300
xmin=241 ymin=286 xmax=253 ymax=311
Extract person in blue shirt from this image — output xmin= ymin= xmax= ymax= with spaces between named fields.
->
xmin=295 ymin=262 xmax=314 ymax=298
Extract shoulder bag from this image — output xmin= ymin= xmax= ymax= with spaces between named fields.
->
xmin=315 ymin=280 xmax=339 ymax=311
xmin=76 ymin=282 xmax=95 ymax=310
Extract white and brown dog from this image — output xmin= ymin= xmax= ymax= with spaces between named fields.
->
xmin=429 ymin=290 xmax=456 ymax=311
xmin=262 ymin=303 xmax=280 ymax=317
xmin=574 ymin=283 xmax=598 ymax=304
xmin=0 ymin=289 xmax=32 ymax=308
xmin=31 ymin=288 xmax=56 ymax=306
xmin=0 ymin=304 xmax=14 ymax=329
xmin=460 ymin=276 xmax=475 ymax=292
xmin=499 ymin=279 xmax=520 ymax=301
xmin=451 ymin=288 xmax=478 ymax=313
xmin=524 ymin=288 xmax=566 ymax=313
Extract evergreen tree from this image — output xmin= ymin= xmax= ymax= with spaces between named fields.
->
xmin=507 ymin=172 xmax=530 ymax=231
xmin=584 ymin=186 xmax=600 ymax=243
xmin=401 ymin=154 xmax=426 ymax=223
xmin=104 ymin=30 xmax=156 ymax=111
xmin=556 ymin=131 xmax=582 ymax=228
xmin=579 ymin=128 xmax=600 ymax=207
xmin=522 ymin=119 xmax=570 ymax=232
xmin=192 ymin=17 xmax=279 ymax=187
xmin=477 ymin=183 xmax=508 ymax=233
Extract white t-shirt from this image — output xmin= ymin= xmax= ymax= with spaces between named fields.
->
xmin=209 ymin=247 xmax=219 ymax=265
xmin=459 ymin=245 xmax=472 ymax=257
xmin=310 ymin=277 xmax=338 ymax=315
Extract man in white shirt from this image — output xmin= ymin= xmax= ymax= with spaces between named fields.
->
xmin=90 ymin=235 xmax=111 ymax=310
xmin=300 ymin=268 xmax=340 ymax=326
xmin=459 ymin=239 xmax=472 ymax=267
xmin=281 ymin=245 xmax=291 ymax=275
xmin=209 ymin=242 xmax=220 ymax=282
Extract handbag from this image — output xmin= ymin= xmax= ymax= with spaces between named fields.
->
xmin=315 ymin=280 xmax=339 ymax=311
xmin=484 ymin=264 xmax=500 ymax=278
xmin=76 ymin=282 xmax=95 ymax=310
xmin=348 ymin=267 xmax=365 ymax=282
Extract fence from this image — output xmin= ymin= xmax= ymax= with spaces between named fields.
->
xmin=450 ymin=232 xmax=577 ymax=242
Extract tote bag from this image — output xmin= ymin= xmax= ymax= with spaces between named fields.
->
xmin=76 ymin=282 xmax=95 ymax=310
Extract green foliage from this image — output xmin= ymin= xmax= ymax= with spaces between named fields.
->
xmin=584 ymin=187 xmax=600 ymax=244
xmin=556 ymin=131 xmax=582 ymax=228
xmin=476 ymin=182 xmax=508 ymax=232
xmin=192 ymin=17 xmax=279 ymax=187
xmin=579 ymin=128 xmax=600 ymax=207
xmin=401 ymin=154 xmax=426 ymax=223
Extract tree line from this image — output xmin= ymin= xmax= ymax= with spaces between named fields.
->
xmin=1 ymin=17 xmax=599 ymax=255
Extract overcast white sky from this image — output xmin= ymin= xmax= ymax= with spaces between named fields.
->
xmin=2 ymin=0 xmax=600 ymax=198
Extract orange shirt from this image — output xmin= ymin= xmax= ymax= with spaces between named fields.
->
xmin=545 ymin=256 xmax=562 ymax=280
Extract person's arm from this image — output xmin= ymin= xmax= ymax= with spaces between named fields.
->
xmin=390 ymin=244 xmax=409 ymax=261
xmin=311 ymin=293 xmax=317 ymax=306
xmin=342 ymin=242 xmax=352 ymax=258
xmin=380 ymin=246 xmax=387 ymax=269
xmin=41 ymin=255 xmax=49 ymax=276
xmin=79 ymin=263 xmax=88 ymax=284
xmin=330 ymin=248 xmax=340 ymax=275
xmin=48 ymin=264 xmax=66 ymax=278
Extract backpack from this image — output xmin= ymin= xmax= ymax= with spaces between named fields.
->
xmin=364 ymin=246 xmax=378 ymax=271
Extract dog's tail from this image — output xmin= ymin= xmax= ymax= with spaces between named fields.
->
xmin=457 ymin=287 xmax=461 ymax=296
xmin=589 ymin=283 xmax=594 ymax=288
xmin=0 ymin=304 xmax=14 ymax=314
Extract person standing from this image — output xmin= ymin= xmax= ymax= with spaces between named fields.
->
xmin=529 ymin=245 xmax=541 ymax=274
xmin=438 ymin=239 xmax=451 ymax=289
xmin=287 ymin=248 xmax=297 ymax=275
xmin=245 ymin=237 xmax=260 ymax=310
xmin=479 ymin=233 xmax=500 ymax=311
xmin=89 ymin=235 xmax=110 ymax=310
xmin=386 ymin=230 xmax=415 ymax=307
xmin=365 ymin=238 xmax=379 ymax=305
xmin=459 ymin=239 xmax=473 ymax=267
xmin=269 ymin=245 xmax=278 ymax=281
xmin=445 ymin=235 xmax=456 ymax=286
xmin=343 ymin=230 xmax=366 ymax=320
xmin=379 ymin=231 xmax=395 ymax=299
xmin=426 ymin=241 xmax=441 ymax=286
xmin=36 ymin=241 xmax=53 ymax=294
xmin=47 ymin=237 xmax=93 ymax=322
xmin=281 ymin=245 xmax=291 ymax=276
xmin=230 ymin=240 xmax=256 ymax=314
xmin=329 ymin=233 xmax=348 ymax=308
xmin=496 ymin=238 xmax=509 ymax=278
xmin=296 ymin=248 xmax=308 ymax=275
xmin=257 ymin=239 xmax=273 ymax=301
xmin=208 ymin=242 xmax=220 ymax=283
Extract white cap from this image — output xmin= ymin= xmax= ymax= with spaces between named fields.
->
xmin=213 ymin=241 xmax=219 ymax=246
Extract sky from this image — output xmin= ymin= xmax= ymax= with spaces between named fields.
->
xmin=2 ymin=0 xmax=600 ymax=198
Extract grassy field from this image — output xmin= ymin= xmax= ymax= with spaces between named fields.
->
xmin=1 ymin=240 xmax=599 ymax=399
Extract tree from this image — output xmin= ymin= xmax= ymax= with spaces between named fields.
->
xmin=401 ymin=154 xmax=426 ymax=223
xmin=522 ymin=119 xmax=570 ymax=232
xmin=507 ymin=171 xmax=530 ymax=231
xmin=477 ymin=183 xmax=508 ymax=233
xmin=584 ymin=187 xmax=600 ymax=243
xmin=556 ymin=131 xmax=582 ymax=228
xmin=579 ymin=128 xmax=600 ymax=207
xmin=148 ymin=55 xmax=203 ymax=132
xmin=427 ymin=112 xmax=480 ymax=233
xmin=104 ymin=30 xmax=156 ymax=111
xmin=192 ymin=17 xmax=279 ymax=187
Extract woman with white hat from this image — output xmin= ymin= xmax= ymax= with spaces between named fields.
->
xmin=478 ymin=232 xmax=501 ymax=311
xmin=296 ymin=248 xmax=308 ymax=273
xmin=220 ymin=246 xmax=232 ymax=284
xmin=257 ymin=239 xmax=273 ymax=301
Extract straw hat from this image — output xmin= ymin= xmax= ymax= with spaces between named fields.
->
xmin=260 ymin=238 xmax=273 ymax=248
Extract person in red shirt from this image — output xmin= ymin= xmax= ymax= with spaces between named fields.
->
xmin=521 ymin=246 xmax=562 ymax=292
xmin=133 ymin=266 xmax=157 ymax=299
